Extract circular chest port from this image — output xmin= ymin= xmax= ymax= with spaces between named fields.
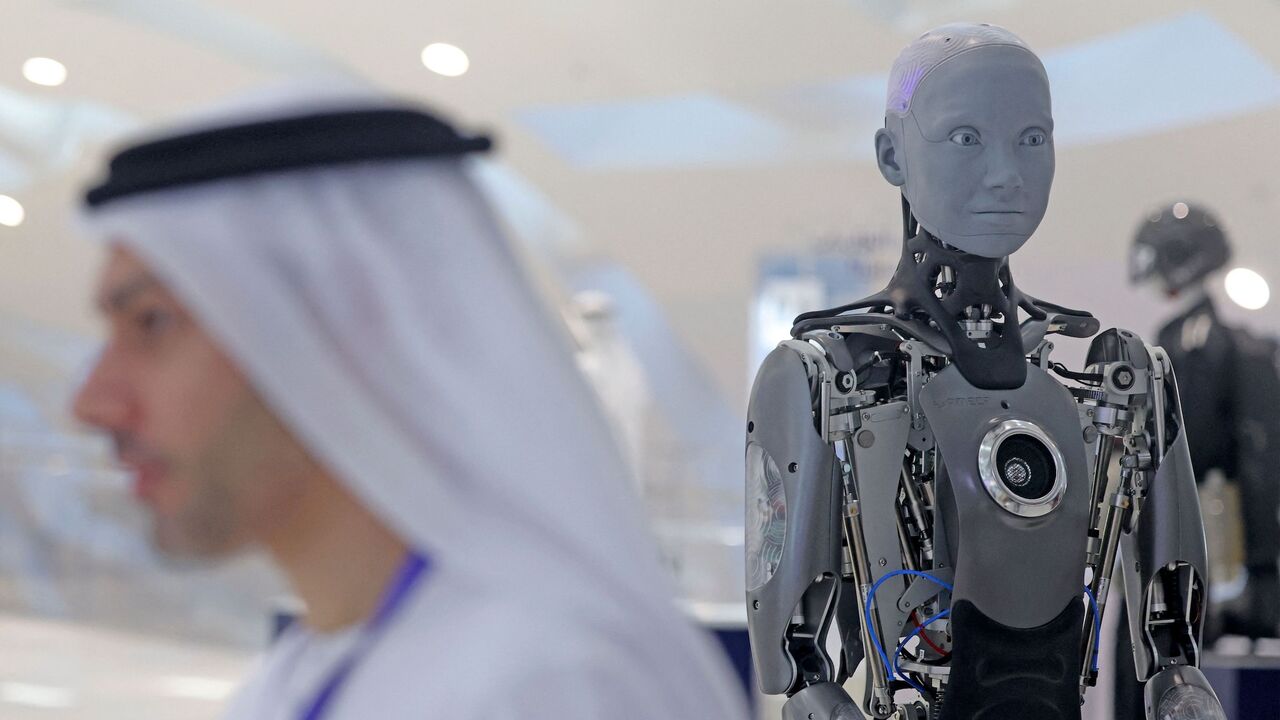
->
xmin=978 ymin=420 xmax=1067 ymax=517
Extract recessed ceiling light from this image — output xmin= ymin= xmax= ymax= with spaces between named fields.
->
xmin=421 ymin=43 xmax=469 ymax=77
xmin=22 ymin=57 xmax=67 ymax=87
xmin=1225 ymin=267 xmax=1270 ymax=310
xmin=0 ymin=195 xmax=25 ymax=227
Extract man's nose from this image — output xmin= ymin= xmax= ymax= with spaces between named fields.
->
xmin=72 ymin=350 xmax=132 ymax=432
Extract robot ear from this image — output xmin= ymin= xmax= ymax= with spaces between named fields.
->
xmin=875 ymin=127 xmax=906 ymax=187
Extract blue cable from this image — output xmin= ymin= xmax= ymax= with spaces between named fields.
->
xmin=892 ymin=608 xmax=950 ymax=697
xmin=863 ymin=570 xmax=954 ymax=685
xmin=867 ymin=572 xmax=1103 ymax=701
xmin=1083 ymin=586 xmax=1102 ymax=673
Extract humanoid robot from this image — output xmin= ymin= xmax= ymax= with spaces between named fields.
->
xmin=745 ymin=25 xmax=1225 ymax=720
xmin=1131 ymin=203 xmax=1280 ymax=639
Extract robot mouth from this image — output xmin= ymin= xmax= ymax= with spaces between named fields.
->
xmin=973 ymin=210 xmax=1023 ymax=215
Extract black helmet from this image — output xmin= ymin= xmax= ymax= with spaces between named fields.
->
xmin=1130 ymin=201 xmax=1231 ymax=295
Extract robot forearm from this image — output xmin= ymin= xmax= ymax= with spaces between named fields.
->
xmin=1084 ymin=330 xmax=1224 ymax=718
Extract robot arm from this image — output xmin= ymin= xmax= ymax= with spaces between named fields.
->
xmin=747 ymin=331 xmax=922 ymax=720
xmin=1082 ymin=329 xmax=1225 ymax=719
xmin=745 ymin=342 xmax=845 ymax=700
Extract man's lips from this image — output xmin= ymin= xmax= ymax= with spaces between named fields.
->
xmin=118 ymin=455 xmax=168 ymax=501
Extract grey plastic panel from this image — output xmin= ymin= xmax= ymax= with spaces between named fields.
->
xmin=921 ymin=363 xmax=1091 ymax=628
xmin=1119 ymin=427 xmax=1208 ymax=681
xmin=1118 ymin=345 xmax=1209 ymax=681
xmin=1144 ymin=665 xmax=1223 ymax=720
xmin=746 ymin=345 xmax=842 ymax=695
xmin=782 ymin=682 xmax=865 ymax=720
xmin=850 ymin=401 xmax=913 ymax=658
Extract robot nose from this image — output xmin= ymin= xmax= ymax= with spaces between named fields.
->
xmin=984 ymin=147 xmax=1024 ymax=195
xmin=984 ymin=167 xmax=1023 ymax=199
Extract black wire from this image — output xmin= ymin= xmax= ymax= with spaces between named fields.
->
xmin=793 ymin=195 xmax=916 ymax=330
xmin=910 ymin=674 xmax=939 ymax=705
xmin=902 ymin=194 xmax=918 ymax=240
xmin=792 ymin=299 xmax=886 ymax=327
xmin=852 ymin=350 xmax=897 ymax=378
xmin=1050 ymin=362 xmax=1104 ymax=385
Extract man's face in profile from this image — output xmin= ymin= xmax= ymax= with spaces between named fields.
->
xmin=74 ymin=245 xmax=307 ymax=558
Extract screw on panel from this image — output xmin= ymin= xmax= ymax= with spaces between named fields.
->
xmin=1113 ymin=366 xmax=1135 ymax=390
xmin=878 ymin=557 xmax=887 ymax=567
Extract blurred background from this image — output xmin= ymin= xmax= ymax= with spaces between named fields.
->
xmin=0 ymin=1 xmax=1278 ymax=718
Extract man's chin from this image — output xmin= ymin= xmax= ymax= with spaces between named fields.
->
xmin=149 ymin=518 xmax=244 ymax=565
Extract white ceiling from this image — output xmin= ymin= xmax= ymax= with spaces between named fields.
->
xmin=1 ymin=0 xmax=1278 ymax=407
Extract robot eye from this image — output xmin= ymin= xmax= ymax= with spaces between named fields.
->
xmin=949 ymin=129 xmax=981 ymax=147
xmin=1019 ymin=130 xmax=1048 ymax=147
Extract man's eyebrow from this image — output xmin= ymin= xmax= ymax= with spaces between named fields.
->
xmin=97 ymin=274 xmax=163 ymax=313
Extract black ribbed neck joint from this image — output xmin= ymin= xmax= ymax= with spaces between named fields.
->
xmin=885 ymin=230 xmax=1032 ymax=390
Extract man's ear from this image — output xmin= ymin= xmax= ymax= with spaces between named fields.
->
xmin=875 ymin=126 xmax=906 ymax=187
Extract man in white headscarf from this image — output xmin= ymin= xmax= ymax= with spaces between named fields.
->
xmin=72 ymin=88 xmax=747 ymax=720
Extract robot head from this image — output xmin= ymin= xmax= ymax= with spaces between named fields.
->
xmin=875 ymin=24 xmax=1054 ymax=258
xmin=1130 ymin=201 xmax=1231 ymax=296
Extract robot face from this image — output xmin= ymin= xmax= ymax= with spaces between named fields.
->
xmin=890 ymin=46 xmax=1055 ymax=258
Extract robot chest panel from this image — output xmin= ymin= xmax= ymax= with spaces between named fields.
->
xmin=920 ymin=362 xmax=1093 ymax=627
xmin=920 ymin=364 xmax=1088 ymax=507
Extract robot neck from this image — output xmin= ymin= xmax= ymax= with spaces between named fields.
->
xmin=884 ymin=229 xmax=1030 ymax=389
xmin=896 ymin=230 xmax=1016 ymax=327
xmin=894 ymin=198 xmax=1021 ymax=327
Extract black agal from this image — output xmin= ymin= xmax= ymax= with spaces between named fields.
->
xmin=86 ymin=107 xmax=492 ymax=208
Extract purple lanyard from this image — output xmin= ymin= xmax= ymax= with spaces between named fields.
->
xmin=297 ymin=551 xmax=430 ymax=720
